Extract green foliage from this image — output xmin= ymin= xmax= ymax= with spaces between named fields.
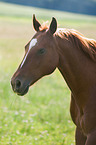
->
xmin=0 ymin=2 xmax=96 ymax=145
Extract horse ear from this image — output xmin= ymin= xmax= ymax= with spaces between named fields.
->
xmin=49 ymin=17 xmax=57 ymax=35
xmin=33 ymin=14 xmax=41 ymax=31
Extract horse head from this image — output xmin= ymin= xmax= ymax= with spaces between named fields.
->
xmin=11 ymin=15 xmax=59 ymax=96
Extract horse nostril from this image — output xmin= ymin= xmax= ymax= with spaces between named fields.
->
xmin=16 ymin=80 xmax=21 ymax=89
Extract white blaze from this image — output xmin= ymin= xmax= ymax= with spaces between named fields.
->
xmin=29 ymin=38 xmax=37 ymax=51
xmin=20 ymin=38 xmax=37 ymax=68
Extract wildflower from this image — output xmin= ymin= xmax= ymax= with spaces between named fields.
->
xmin=15 ymin=111 xmax=19 ymax=115
xmin=16 ymin=130 xmax=20 ymax=135
xmin=22 ymin=120 xmax=28 ymax=123
xmin=35 ymin=138 xmax=38 ymax=141
xmin=5 ymin=124 xmax=8 ymax=127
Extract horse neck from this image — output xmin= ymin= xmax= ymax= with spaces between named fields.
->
xmin=55 ymin=35 xmax=93 ymax=96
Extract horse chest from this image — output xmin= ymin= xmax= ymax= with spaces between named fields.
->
xmin=70 ymin=94 xmax=85 ymax=131
xmin=70 ymin=101 xmax=87 ymax=136
xmin=70 ymin=93 xmax=96 ymax=136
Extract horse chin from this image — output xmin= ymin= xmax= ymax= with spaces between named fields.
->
xmin=17 ymin=85 xmax=29 ymax=96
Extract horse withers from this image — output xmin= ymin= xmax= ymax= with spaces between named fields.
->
xmin=11 ymin=15 xmax=96 ymax=145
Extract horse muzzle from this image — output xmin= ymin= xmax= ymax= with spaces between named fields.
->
xmin=11 ymin=77 xmax=30 ymax=96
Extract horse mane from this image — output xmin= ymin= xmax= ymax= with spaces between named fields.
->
xmin=55 ymin=28 xmax=96 ymax=62
xmin=39 ymin=22 xmax=48 ymax=31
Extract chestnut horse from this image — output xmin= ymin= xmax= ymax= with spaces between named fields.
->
xmin=11 ymin=15 xmax=96 ymax=145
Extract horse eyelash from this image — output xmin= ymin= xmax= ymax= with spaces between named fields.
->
xmin=37 ymin=48 xmax=46 ymax=55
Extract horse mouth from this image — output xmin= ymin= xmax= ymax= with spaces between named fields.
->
xmin=11 ymin=77 xmax=37 ymax=96
xmin=15 ymin=85 xmax=29 ymax=96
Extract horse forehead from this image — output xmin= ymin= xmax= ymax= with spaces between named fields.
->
xmin=20 ymin=38 xmax=37 ymax=68
xmin=29 ymin=38 xmax=38 ymax=50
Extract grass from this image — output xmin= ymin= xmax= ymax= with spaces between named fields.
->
xmin=0 ymin=2 xmax=96 ymax=145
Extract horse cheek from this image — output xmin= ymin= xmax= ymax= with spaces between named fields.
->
xmin=46 ymin=55 xmax=59 ymax=75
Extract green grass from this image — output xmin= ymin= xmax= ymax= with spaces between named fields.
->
xmin=0 ymin=2 xmax=96 ymax=145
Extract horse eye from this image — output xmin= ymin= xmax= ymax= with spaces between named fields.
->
xmin=38 ymin=48 xmax=46 ymax=55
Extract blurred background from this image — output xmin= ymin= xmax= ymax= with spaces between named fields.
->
xmin=0 ymin=1 xmax=96 ymax=145
xmin=1 ymin=0 xmax=96 ymax=15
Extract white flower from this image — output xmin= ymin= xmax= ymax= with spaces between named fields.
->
xmin=35 ymin=138 xmax=38 ymax=141
xmin=5 ymin=124 xmax=8 ymax=127
xmin=15 ymin=111 xmax=19 ymax=115
xmin=16 ymin=130 xmax=20 ymax=135
xmin=22 ymin=120 xmax=28 ymax=123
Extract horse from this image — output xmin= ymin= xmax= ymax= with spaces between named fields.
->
xmin=11 ymin=15 xmax=96 ymax=145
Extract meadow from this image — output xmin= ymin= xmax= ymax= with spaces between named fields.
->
xmin=0 ymin=2 xmax=96 ymax=145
